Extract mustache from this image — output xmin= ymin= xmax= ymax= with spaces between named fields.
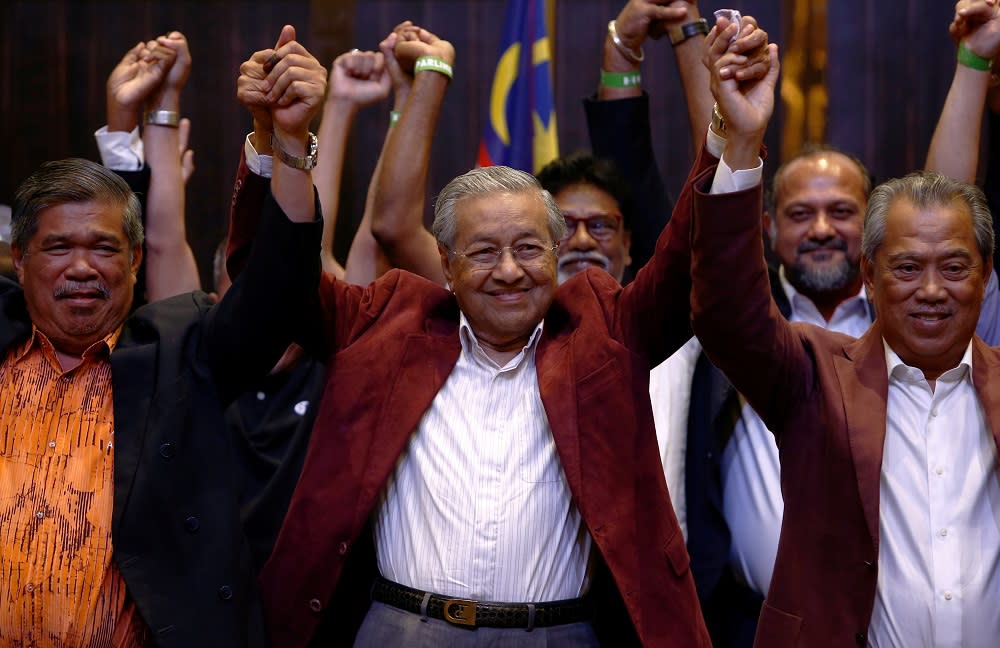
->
xmin=797 ymin=238 xmax=847 ymax=254
xmin=54 ymin=281 xmax=111 ymax=300
xmin=558 ymin=250 xmax=611 ymax=271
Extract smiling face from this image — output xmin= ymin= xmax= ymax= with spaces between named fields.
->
xmin=13 ymin=200 xmax=141 ymax=356
xmin=440 ymin=190 xmax=558 ymax=355
xmin=862 ymin=197 xmax=991 ymax=381
xmin=771 ymin=153 xmax=866 ymax=298
xmin=554 ymin=182 xmax=632 ymax=284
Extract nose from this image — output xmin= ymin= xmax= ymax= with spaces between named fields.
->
xmin=916 ymin=268 xmax=947 ymax=303
xmin=808 ymin=212 xmax=835 ymax=240
xmin=64 ymin=250 xmax=99 ymax=280
xmin=564 ymin=220 xmax=597 ymax=251
xmin=491 ymin=247 xmax=526 ymax=282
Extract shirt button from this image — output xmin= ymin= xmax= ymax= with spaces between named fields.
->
xmin=159 ymin=443 xmax=175 ymax=460
xmin=256 ymin=391 xmax=266 ymax=401
xmin=939 ymin=528 xmax=948 ymax=537
xmin=218 ymin=585 xmax=233 ymax=600
xmin=184 ymin=516 xmax=200 ymax=533
xmin=309 ymin=598 xmax=322 ymax=613
xmin=935 ymin=466 xmax=944 ymax=475
xmin=24 ymin=583 xmax=34 ymax=593
xmin=293 ymin=400 xmax=309 ymax=416
xmin=48 ymin=441 xmax=56 ymax=449
xmin=35 ymin=511 xmax=44 ymax=519
xmin=338 ymin=541 xmax=349 ymax=555
xmin=944 ymin=591 xmax=953 ymax=600
xmin=930 ymin=408 xmax=938 ymax=417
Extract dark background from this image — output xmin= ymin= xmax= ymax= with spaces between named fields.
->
xmin=0 ymin=1 xmax=961 ymax=287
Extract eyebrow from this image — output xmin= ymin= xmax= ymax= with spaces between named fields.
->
xmin=885 ymin=249 xmax=974 ymax=263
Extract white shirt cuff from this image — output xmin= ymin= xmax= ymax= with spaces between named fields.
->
xmin=95 ymin=126 xmax=143 ymax=171
xmin=706 ymin=127 xmax=726 ymax=160
xmin=709 ymin=154 xmax=763 ymax=195
xmin=244 ymin=133 xmax=272 ymax=178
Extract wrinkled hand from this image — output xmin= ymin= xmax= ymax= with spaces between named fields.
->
xmin=262 ymin=26 xmax=328 ymax=138
xmin=155 ymin=31 xmax=192 ymax=92
xmin=107 ymin=41 xmax=176 ymax=120
xmin=379 ymin=32 xmax=412 ymax=109
xmin=952 ymin=0 xmax=1000 ymax=60
xmin=237 ymin=25 xmax=296 ymax=134
xmin=394 ymin=25 xmax=455 ymax=74
xmin=704 ymin=15 xmax=779 ymax=138
xmin=723 ymin=15 xmax=771 ymax=82
xmin=328 ymin=49 xmax=390 ymax=108
xmin=615 ymin=0 xmax=690 ymax=49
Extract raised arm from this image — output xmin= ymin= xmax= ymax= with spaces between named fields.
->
xmin=208 ymin=25 xmax=326 ymax=398
xmin=689 ymin=18 xmax=801 ymax=433
xmin=925 ymin=0 xmax=1000 ymax=181
xmin=367 ymin=23 xmax=452 ymax=285
xmin=315 ymin=48 xmax=390 ymax=280
xmin=142 ymin=31 xmax=202 ymax=300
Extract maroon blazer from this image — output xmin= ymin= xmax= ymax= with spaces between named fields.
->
xmin=228 ymin=150 xmax=719 ymax=648
xmin=689 ymin=167 xmax=1000 ymax=647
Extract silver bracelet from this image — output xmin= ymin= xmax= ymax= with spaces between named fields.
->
xmin=143 ymin=110 xmax=180 ymax=127
xmin=608 ymin=20 xmax=644 ymax=64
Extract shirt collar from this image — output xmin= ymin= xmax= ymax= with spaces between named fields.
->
xmin=14 ymin=325 xmax=122 ymax=365
xmin=458 ymin=311 xmax=544 ymax=370
xmin=883 ymin=339 xmax=973 ymax=384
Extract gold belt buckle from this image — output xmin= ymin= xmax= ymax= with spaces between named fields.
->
xmin=442 ymin=598 xmax=477 ymax=626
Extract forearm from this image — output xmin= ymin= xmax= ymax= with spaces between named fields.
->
xmin=925 ymin=63 xmax=990 ymax=182
xmin=369 ymin=71 xmax=447 ymax=283
xmin=673 ymin=32 xmax=713 ymax=153
xmin=143 ymin=88 xmax=201 ymax=298
xmin=315 ymin=99 xmax=358 ymax=269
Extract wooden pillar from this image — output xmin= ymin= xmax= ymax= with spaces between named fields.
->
xmin=779 ymin=0 xmax=827 ymax=160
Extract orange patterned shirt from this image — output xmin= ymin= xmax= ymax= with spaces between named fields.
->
xmin=0 ymin=327 xmax=149 ymax=647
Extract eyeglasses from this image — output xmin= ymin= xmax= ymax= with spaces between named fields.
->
xmin=560 ymin=215 xmax=622 ymax=242
xmin=450 ymin=241 xmax=559 ymax=271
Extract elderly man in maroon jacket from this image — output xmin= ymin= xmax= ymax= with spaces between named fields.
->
xmin=691 ymin=9 xmax=1000 ymax=648
xmin=223 ymin=23 xmax=780 ymax=648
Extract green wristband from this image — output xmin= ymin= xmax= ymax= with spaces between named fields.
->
xmin=958 ymin=42 xmax=993 ymax=72
xmin=600 ymin=70 xmax=642 ymax=89
xmin=414 ymin=56 xmax=454 ymax=79
xmin=389 ymin=110 xmax=401 ymax=126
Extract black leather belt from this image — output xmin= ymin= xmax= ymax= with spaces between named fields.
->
xmin=370 ymin=577 xmax=592 ymax=629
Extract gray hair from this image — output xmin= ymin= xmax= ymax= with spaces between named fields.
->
xmin=862 ymin=171 xmax=994 ymax=264
xmin=432 ymin=165 xmax=567 ymax=248
xmin=12 ymin=158 xmax=143 ymax=251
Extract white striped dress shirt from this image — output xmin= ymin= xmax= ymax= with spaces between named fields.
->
xmin=373 ymin=315 xmax=591 ymax=602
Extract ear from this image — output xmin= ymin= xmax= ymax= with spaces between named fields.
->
xmin=762 ymin=210 xmax=776 ymax=249
xmin=861 ymin=254 xmax=875 ymax=297
xmin=11 ymin=243 xmax=25 ymax=284
xmin=438 ymin=244 xmax=453 ymax=288
xmin=130 ymin=245 xmax=143 ymax=279
xmin=621 ymin=229 xmax=633 ymax=269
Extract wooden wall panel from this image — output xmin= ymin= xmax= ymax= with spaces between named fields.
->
xmin=0 ymin=0 xmax=966 ymax=282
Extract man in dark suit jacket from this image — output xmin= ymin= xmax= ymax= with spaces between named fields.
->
xmin=0 ymin=155 xmax=318 ymax=645
xmin=692 ymin=19 xmax=1000 ymax=647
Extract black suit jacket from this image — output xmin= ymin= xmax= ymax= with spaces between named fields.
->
xmin=0 ymin=192 xmax=321 ymax=647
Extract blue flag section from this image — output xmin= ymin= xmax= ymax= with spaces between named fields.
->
xmin=477 ymin=0 xmax=559 ymax=174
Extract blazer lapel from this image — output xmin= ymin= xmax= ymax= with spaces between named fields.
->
xmin=834 ymin=328 xmax=889 ymax=548
xmin=363 ymin=324 xmax=461 ymax=502
xmin=536 ymin=330 xmax=581 ymax=494
xmin=109 ymin=325 xmax=157 ymax=535
xmin=971 ymin=337 xmax=1000 ymax=452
